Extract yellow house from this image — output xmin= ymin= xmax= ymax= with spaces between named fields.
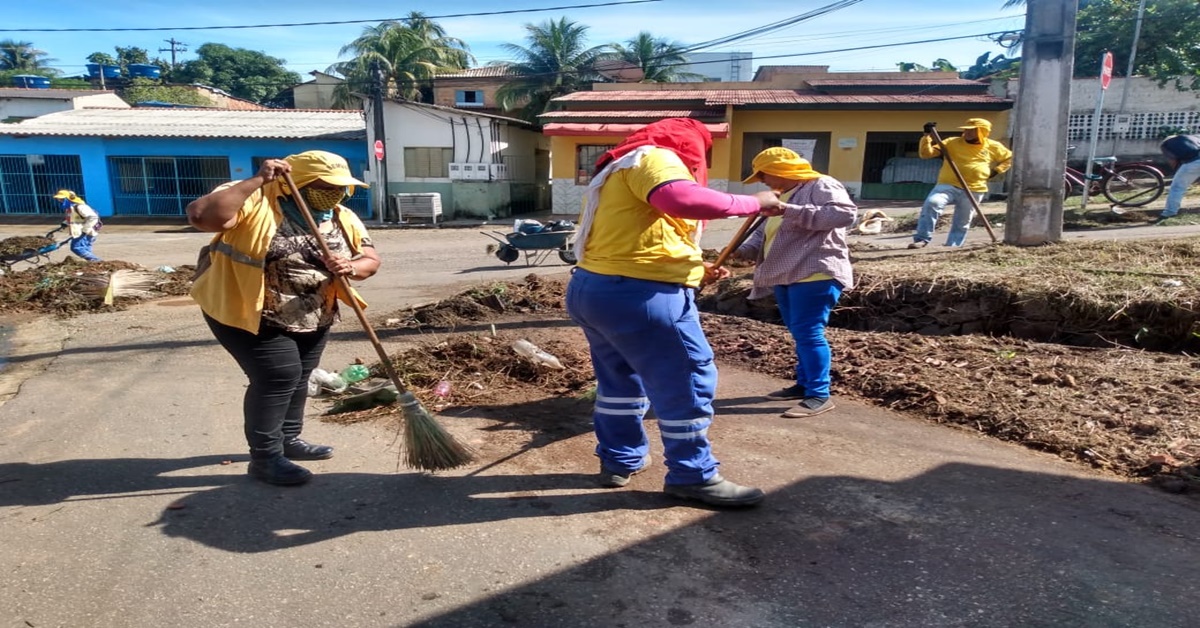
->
xmin=540 ymin=69 xmax=1013 ymax=213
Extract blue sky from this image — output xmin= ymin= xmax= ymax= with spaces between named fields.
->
xmin=4 ymin=0 xmax=1025 ymax=78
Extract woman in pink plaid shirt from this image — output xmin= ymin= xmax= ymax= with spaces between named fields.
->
xmin=735 ymin=147 xmax=857 ymax=417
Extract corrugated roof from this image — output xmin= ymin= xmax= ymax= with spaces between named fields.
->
xmin=0 ymin=108 xmax=366 ymax=139
xmin=539 ymin=109 xmax=724 ymax=120
xmin=436 ymin=66 xmax=515 ymax=79
xmin=553 ymin=90 xmax=1010 ymax=106
xmin=544 ymin=122 xmax=729 ymax=138
xmin=0 ymin=88 xmax=116 ymax=100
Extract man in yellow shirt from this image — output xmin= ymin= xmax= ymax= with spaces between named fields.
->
xmin=909 ymin=118 xmax=1012 ymax=248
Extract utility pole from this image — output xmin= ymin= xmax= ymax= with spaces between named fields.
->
xmin=159 ymin=38 xmax=188 ymax=69
xmin=370 ymin=60 xmax=392 ymax=224
xmin=1005 ymin=0 xmax=1079 ymax=246
xmin=1110 ymin=0 xmax=1148 ymax=155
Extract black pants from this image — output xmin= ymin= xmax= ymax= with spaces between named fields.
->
xmin=204 ymin=314 xmax=330 ymax=459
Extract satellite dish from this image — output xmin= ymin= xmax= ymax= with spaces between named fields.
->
xmin=594 ymin=59 xmax=645 ymax=83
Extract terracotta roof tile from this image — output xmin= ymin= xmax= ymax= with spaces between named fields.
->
xmin=553 ymin=90 xmax=1010 ymax=106
xmin=0 ymin=108 xmax=366 ymax=140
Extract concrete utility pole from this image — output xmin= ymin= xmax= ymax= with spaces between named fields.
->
xmin=369 ymin=60 xmax=391 ymax=224
xmin=1005 ymin=0 xmax=1079 ymax=245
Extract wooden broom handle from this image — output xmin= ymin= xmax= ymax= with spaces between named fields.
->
xmin=282 ymin=172 xmax=409 ymax=394
xmin=701 ymin=213 xmax=766 ymax=289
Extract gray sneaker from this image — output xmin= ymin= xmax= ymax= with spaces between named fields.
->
xmin=782 ymin=397 xmax=835 ymax=418
xmin=765 ymin=384 xmax=806 ymax=400
xmin=663 ymin=474 xmax=765 ymax=507
xmin=599 ymin=455 xmax=651 ymax=488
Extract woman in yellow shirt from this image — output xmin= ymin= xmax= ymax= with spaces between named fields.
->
xmin=567 ymin=118 xmax=781 ymax=508
xmin=187 ymin=151 xmax=381 ymax=485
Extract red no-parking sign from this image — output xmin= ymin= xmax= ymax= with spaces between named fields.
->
xmin=1101 ymin=51 xmax=1114 ymax=90
xmin=374 ymin=140 xmax=385 ymax=161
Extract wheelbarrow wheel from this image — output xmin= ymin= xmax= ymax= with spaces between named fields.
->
xmin=558 ymin=248 xmax=577 ymax=265
xmin=495 ymin=244 xmax=520 ymax=264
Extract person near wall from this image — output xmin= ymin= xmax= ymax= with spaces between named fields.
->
xmin=735 ymin=147 xmax=857 ymax=418
xmin=909 ymin=118 xmax=1012 ymax=248
xmin=566 ymin=117 xmax=783 ymax=508
xmin=52 ymin=189 xmax=102 ymax=262
xmin=1158 ymin=134 xmax=1200 ymax=222
xmin=186 ymin=151 xmax=381 ymax=486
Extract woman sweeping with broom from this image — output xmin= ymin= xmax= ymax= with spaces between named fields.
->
xmin=567 ymin=118 xmax=781 ymax=508
xmin=187 ymin=151 xmax=380 ymax=486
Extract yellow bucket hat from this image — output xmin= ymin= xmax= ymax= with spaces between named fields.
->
xmin=53 ymin=189 xmax=77 ymax=200
xmin=742 ymin=147 xmax=823 ymax=184
xmin=958 ymin=118 xmax=993 ymax=132
xmin=283 ymin=150 xmax=369 ymax=194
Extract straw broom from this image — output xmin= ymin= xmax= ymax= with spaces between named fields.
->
xmin=75 ymin=269 xmax=166 ymax=305
xmin=282 ymin=173 xmax=475 ymax=471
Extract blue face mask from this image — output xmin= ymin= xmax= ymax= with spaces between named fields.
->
xmin=59 ymin=198 xmax=72 ymax=210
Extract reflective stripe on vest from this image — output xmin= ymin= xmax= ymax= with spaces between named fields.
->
xmin=212 ymin=240 xmax=264 ymax=268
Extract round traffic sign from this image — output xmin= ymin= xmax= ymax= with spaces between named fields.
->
xmin=374 ymin=140 xmax=385 ymax=161
xmin=1101 ymin=52 xmax=1114 ymax=90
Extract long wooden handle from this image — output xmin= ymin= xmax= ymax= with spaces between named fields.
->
xmin=282 ymin=173 xmax=409 ymax=394
xmin=929 ymin=128 xmax=999 ymax=243
xmin=700 ymin=213 xmax=766 ymax=290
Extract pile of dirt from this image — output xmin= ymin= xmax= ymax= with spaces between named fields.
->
xmin=382 ymin=273 xmax=565 ymax=329
xmin=0 ymin=258 xmax=192 ymax=316
xmin=702 ymin=239 xmax=1200 ymax=353
xmin=0 ymin=235 xmax=55 ymax=258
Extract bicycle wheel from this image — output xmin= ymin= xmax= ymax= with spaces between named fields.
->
xmin=1102 ymin=165 xmax=1164 ymax=207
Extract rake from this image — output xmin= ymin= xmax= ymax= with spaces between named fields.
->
xmin=283 ymin=173 xmax=475 ymax=471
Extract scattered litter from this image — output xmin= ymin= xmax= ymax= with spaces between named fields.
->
xmin=512 ymin=339 xmax=565 ymax=369
xmin=156 ymin=266 xmax=176 ymax=274
xmin=1162 ymin=279 xmax=1184 ymax=287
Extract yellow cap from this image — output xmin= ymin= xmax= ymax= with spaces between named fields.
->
xmin=53 ymin=189 xmax=74 ymax=200
xmin=742 ymin=146 xmax=823 ymax=184
xmin=283 ymin=150 xmax=369 ymax=191
xmin=958 ymin=118 xmax=993 ymax=132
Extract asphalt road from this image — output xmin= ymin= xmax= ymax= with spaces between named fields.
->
xmin=1 ymin=217 xmax=1199 ymax=627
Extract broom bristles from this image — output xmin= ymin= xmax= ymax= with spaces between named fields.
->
xmin=398 ymin=392 xmax=476 ymax=470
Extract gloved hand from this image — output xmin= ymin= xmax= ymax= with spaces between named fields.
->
xmin=923 ymin=122 xmax=937 ymax=134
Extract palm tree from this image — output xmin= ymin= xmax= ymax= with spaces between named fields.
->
xmin=328 ymin=13 xmax=472 ymax=107
xmin=494 ymin=18 xmax=609 ymax=122
xmin=0 ymin=40 xmax=55 ymax=72
xmin=603 ymin=32 xmax=704 ymax=83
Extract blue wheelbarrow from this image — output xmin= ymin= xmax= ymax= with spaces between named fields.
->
xmin=0 ymin=228 xmax=71 ymax=272
xmin=482 ymin=229 xmax=577 ymax=266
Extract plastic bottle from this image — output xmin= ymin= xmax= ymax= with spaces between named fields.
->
xmin=512 ymin=339 xmax=565 ymax=370
xmin=340 ymin=364 xmax=370 ymax=384
xmin=309 ymin=368 xmax=348 ymax=395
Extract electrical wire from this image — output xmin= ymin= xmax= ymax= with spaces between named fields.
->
xmin=1 ymin=0 xmax=664 ymax=33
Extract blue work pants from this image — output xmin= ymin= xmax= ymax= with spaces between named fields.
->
xmin=70 ymin=234 xmax=101 ymax=262
xmin=774 ymin=279 xmax=842 ymax=399
xmin=914 ymin=184 xmax=985 ymax=247
xmin=566 ymin=268 xmax=719 ymax=486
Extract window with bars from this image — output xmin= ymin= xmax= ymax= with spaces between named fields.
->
xmin=575 ymin=145 xmax=612 ymax=185
xmin=0 ymin=154 xmax=85 ymax=215
xmin=107 ymin=156 xmax=230 ymax=216
xmin=404 ymin=147 xmax=453 ymax=178
xmin=455 ymin=90 xmax=485 ymax=108
xmin=251 ymin=156 xmax=373 ymax=220
xmin=1067 ymin=111 xmax=1200 ymax=141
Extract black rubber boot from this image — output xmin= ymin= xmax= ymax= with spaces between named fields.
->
xmin=664 ymin=474 xmax=765 ymax=508
xmin=248 ymin=456 xmax=313 ymax=486
xmin=283 ymin=438 xmax=334 ymax=461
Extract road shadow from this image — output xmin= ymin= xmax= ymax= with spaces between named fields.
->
xmin=0 ymin=455 xmax=243 ymax=507
xmin=409 ymin=463 xmax=1200 ymax=627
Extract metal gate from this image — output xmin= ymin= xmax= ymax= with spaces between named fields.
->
xmin=0 ymin=154 xmax=85 ymax=215
xmin=107 ymin=156 xmax=231 ymax=216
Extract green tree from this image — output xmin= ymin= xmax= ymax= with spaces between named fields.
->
xmin=897 ymin=58 xmax=957 ymax=73
xmin=0 ymin=39 xmax=55 ymax=72
xmin=602 ymin=32 xmax=703 ymax=83
xmin=494 ymin=18 xmax=608 ymax=122
xmin=1002 ymin=0 xmax=1200 ymax=89
xmin=86 ymin=51 xmax=118 ymax=67
xmin=173 ymin=43 xmax=300 ymax=103
xmin=328 ymin=12 xmax=472 ymax=107
xmin=961 ymin=52 xmax=1020 ymax=80
xmin=120 ymin=77 xmax=215 ymax=106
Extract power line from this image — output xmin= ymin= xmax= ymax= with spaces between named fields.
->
xmin=2 ymin=0 xmax=664 ymax=33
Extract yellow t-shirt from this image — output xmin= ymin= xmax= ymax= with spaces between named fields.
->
xmin=578 ymin=148 xmax=705 ymax=286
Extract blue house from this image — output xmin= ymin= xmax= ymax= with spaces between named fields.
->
xmin=0 ymin=108 xmax=370 ymax=218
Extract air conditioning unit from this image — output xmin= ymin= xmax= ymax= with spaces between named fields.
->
xmin=448 ymin=163 xmax=467 ymax=180
xmin=489 ymin=163 xmax=509 ymax=180
xmin=391 ymin=193 xmax=443 ymax=225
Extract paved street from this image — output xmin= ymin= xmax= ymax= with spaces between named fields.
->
xmin=1 ymin=216 xmax=1198 ymax=627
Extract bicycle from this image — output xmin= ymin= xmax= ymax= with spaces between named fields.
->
xmin=1063 ymin=145 xmax=1165 ymax=209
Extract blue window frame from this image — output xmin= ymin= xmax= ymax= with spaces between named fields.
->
xmin=455 ymin=90 xmax=484 ymax=107
xmin=107 ymin=156 xmax=230 ymax=216
xmin=0 ymin=154 xmax=85 ymax=215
